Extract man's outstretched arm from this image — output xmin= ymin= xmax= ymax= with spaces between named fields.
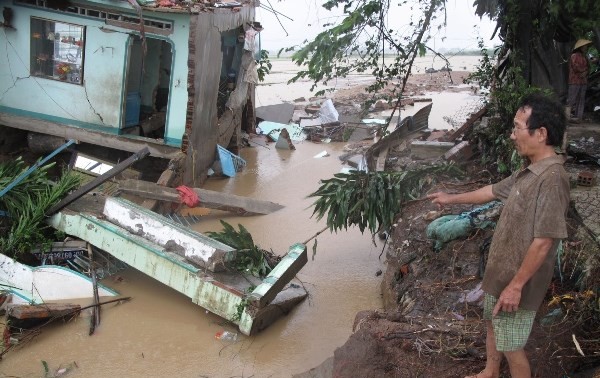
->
xmin=427 ymin=184 xmax=496 ymax=207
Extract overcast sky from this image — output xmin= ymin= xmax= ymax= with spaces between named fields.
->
xmin=256 ymin=0 xmax=501 ymax=52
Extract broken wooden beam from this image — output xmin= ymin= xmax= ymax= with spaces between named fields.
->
xmin=119 ymin=179 xmax=284 ymax=215
xmin=46 ymin=147 xmax=150 ymax=215
xmin=8 ymin=303 xmax=81 ymax=329
xmin=375 ymin=147 xmax=389 ymax=171
xmin=8 ymin=303 xmax=81 ymax=320
xmin=443 ymin=106 xmax=487 ymax=142
xmin=365 ymin=104 xmax=432 ymax=171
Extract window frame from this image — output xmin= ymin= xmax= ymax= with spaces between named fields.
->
xmin=30 ymin=17 xmax=86 ymax=85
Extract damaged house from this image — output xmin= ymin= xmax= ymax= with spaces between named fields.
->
xmin=0 ymin=0 xmax=310 ymax=337
xmin=0 ymin=0 xmax=261 ymax=185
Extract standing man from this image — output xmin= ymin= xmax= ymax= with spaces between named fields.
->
xmin=428 ymin=93 xmax=569 ymax=378
xmin=568 ymin=39 xmax=594 ymax=123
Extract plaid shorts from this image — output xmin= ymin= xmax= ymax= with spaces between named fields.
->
xmin=483 ymin=294 xmax=536 ymax=352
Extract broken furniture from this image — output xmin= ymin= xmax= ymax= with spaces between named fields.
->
xmin=216 ymin=145 xmax=246 ymax=177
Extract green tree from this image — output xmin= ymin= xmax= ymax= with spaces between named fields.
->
xmin=287 ymin=0 xmax=599 ymax=117
xmin=289 ymin=0 xmax=599 ymax=170
xmin=288 ymin=0 xmax=448 ymax=117
xmin=473 ymin=0 xmax=600 ymax=100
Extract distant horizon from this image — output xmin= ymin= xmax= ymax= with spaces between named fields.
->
xmin=256 ymin=1 xmax=501 ymax=53
xmin=262 ymin=48 xmax=489 ymax=59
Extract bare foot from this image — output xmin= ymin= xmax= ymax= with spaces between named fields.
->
xmin=464 ymin=371 xmax=499 ymax=378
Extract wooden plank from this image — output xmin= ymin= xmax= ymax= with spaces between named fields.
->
xmin=46 ymin=147 xmax=150 ymax=215
xmin=0 ymin=113 xmax=179 ymax=159
xmin=375 ymin=147 xmax=389 ymax=171
xmin=119 ymin=179 xmax=285 ymax=215
xmin=141 ymin=153 xmax=184 ymax=211
xmin=8 ymin=303 xmax=81 ymax=320
xmin=444 ymin=106 xmax=487 ymax=142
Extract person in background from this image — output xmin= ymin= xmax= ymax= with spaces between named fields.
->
xmin=568 ymin=39 xmax=596 ymax=123
xmin=428 ymin=93 xmax=569 ymax=378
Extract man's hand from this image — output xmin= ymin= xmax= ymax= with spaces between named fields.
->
xmin=493 ymin=284 xmax=522 ymax=316
xmin=427 ymin=185 xmax=495 ymax=207
xmin=427 ymin=192 xmax=453 ymax=208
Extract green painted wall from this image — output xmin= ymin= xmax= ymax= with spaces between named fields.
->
xmin=0 ymin=0 xmax=190 ymax=146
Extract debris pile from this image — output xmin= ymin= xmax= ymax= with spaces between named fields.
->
xmin=302 ymin=116 xmax=600 ymax=377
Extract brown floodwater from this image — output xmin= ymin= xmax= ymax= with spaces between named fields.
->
xmin=0 ymin=140 xmax=386 ymax=378
xmin=0 ymin=57 xmax=482 ymax=377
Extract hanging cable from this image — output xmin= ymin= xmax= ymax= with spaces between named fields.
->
xmin=260 ymin=3 xmax=294 ymax=21
xmin=264 ymin=0 xmax=289 ymax=36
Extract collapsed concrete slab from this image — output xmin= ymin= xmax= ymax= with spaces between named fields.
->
xmin=256 ymin=103 xmax=296 ymax=124
xmin=49 ymin=196 xmax=309 ymax=335
xmin=444 ymin=141 xmax=473 ymax=162
xmin=103 ymin=197 xmax=235 ymax=271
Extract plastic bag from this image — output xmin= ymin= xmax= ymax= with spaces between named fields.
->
xmin=215 ymin=330 xmax=238 ymax=341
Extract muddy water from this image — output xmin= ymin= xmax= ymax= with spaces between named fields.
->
xmin=256 ymin=55 xmax=483 ymax=107
xmin=0 ymin=144 xmax=385 ymax=378
xmin=0 ymin=57 xmax=482 ymax=377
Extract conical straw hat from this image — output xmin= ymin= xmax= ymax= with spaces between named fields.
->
xmin=573 ymin=39 xmax=592 ymax=51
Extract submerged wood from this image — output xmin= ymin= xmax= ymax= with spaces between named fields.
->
xmin=119 ymin=179 xmax=284 ymax=215
xmin=8 ymin=303 xmax=81 ymax=321
xmin=1 ymin=297 xmax=131 ymax=359
xmin=88 ymin=244 xmax=101 ymax=336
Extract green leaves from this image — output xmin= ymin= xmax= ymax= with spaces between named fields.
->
xmin=206 ymin=220 xmax=276 ymax=278
xmin=309 ymin=164 xmax=462 ymax=235
xmin=0 ymin=158 xmax=82 ymax=257
xmin=256 ymin=49 xmax=272 ymax=82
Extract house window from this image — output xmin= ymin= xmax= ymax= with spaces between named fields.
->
xmin=30 ymin=18 xmax=84 ymax=84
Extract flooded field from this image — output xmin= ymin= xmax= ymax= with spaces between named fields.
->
xmin=0 ymin=56 xmax=483 ymax=377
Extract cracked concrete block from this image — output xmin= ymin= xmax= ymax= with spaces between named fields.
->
xmin=103 ymin=197 xmax=235 ymax=272
xmin=275 ymin=128 xmax=296 ymax=150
